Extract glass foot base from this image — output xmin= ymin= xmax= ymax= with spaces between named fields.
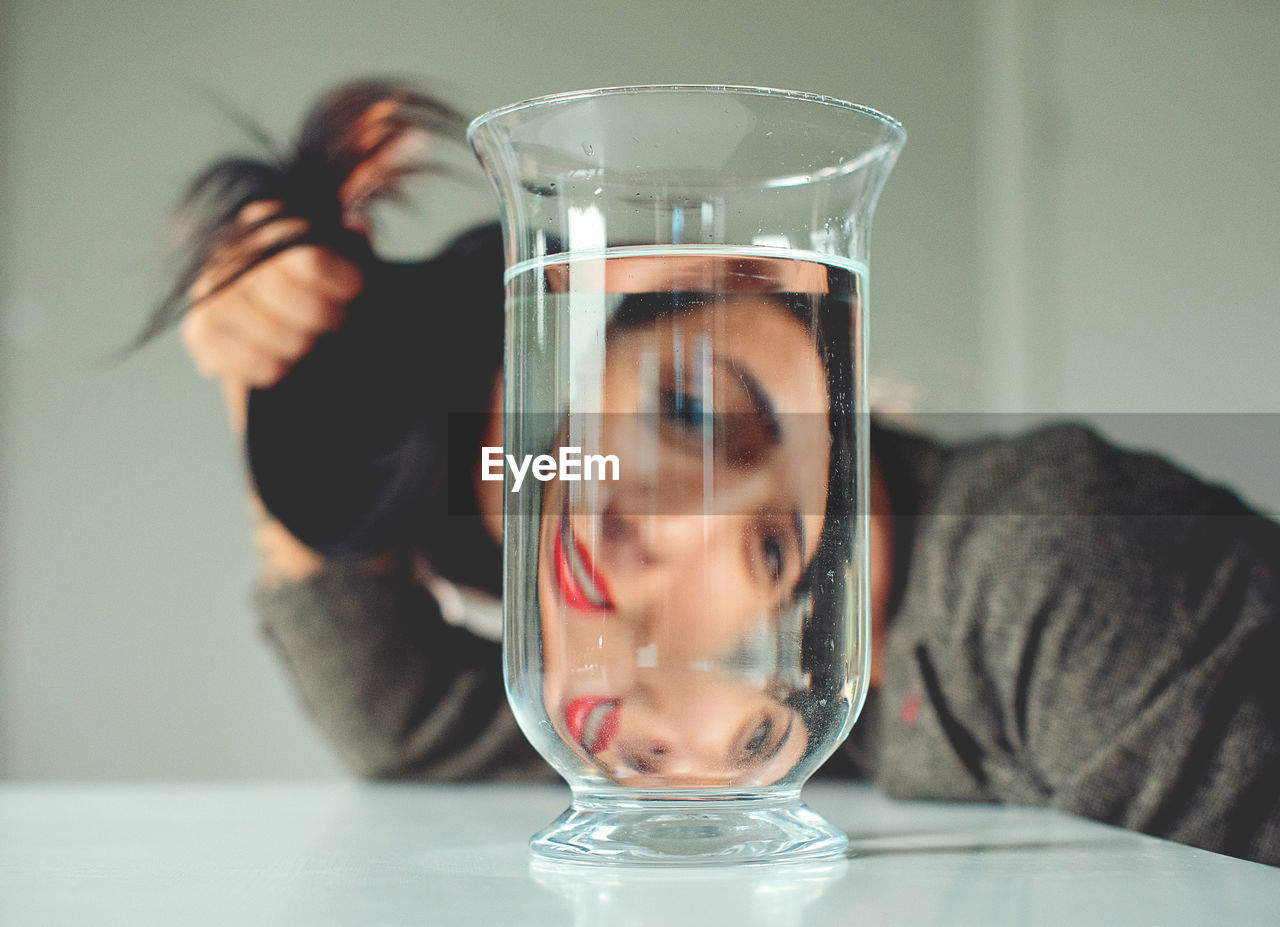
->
xmin=529 ymin=793 xmax=848 ymax=865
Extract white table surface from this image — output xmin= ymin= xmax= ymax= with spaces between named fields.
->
xmin=1 ymin=781 xmax=1276 ymax=925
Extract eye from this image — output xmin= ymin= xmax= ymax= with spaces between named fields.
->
xmin=730 ymin=712 xmax=795 ymax=770
xmin=745 ymin=718 xmax=773 ymax=755
xmin=761 ymin=534 xmax=785 ymax=583
xmin=659 ymin=388 xmax=709 ymax=429
xmin=749 ymin=512 xmax=804 ymax=591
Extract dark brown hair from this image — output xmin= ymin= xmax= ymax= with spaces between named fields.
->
xmin=134 ymin=79 xmax=466 ymax=349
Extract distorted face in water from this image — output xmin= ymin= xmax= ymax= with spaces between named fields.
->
xmin=535 ymin=256 xmax=834 ymax=787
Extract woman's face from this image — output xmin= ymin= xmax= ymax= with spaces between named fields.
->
xmin=536 ymin=259 xmax=832 ymax=787
xmin=561 ymin=665 xmax=808 ymax=788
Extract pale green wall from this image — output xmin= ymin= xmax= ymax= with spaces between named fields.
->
xmin=0 ymin=0 xmax=983 ymax=778
xmin=1 ymin=0 xmax=1275 ymax=778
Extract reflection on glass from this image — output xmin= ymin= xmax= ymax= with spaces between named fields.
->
xmin=526 ymin=254 xmax=860 ymax=790
xmin=473 ymin=83 xmax=902 ymax=863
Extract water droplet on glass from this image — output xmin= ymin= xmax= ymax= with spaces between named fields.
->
xmin=583 ymin=142 xmax=594 ymax=156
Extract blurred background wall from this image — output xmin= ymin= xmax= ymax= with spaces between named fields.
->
xmin=1 ymin=0 xmax=1276 ymax=779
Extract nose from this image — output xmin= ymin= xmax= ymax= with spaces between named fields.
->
xmin=600 ymin=511 xmax=780 ymax=655
xmin=608 ymin=682 xmax=757 ymax=783
xmin=617 ymin=739 xmax=672 ymax=776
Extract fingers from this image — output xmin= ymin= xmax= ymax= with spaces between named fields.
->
xmin=183 ymin=201 xmax=363 ymax=389
xmin=189 ymin=201 xmax=301 ymax=302
xmin=181 ymin=307 xmax=289 ymax=388
xmin=268 ymin=246 xmax=362 ymax=326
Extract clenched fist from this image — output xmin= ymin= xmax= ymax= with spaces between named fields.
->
xmin=181 ymin=202 xmax=363 ymax=389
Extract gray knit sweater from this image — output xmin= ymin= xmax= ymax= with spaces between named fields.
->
xmin=257 ymin=423 xmax=1280 ymax=865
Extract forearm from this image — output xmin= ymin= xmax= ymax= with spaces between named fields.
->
xmin=874 ymin=425 xmax=1280 ymax=864
xmin=241 ymin=420 xmax=542 ymax=780
xmin=255 ymin=559 xmax=551 ymax=781
xmin=1047 ymin=647 xmax=1280 ymax=865
xmin=221 ymin=368 xmax=541 ymax=779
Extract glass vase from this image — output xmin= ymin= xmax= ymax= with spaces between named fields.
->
xmin=469 ymin=85 xmax=903 ymax=864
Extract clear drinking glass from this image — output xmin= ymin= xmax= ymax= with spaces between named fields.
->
xmin=469 ymin=85 xmax=903 ymax=864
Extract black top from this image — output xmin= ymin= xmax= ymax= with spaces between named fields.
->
xmin=255 ymin=421 xmax=1280 ymax=864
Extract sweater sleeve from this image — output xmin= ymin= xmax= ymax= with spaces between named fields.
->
xmin=878 ymin=425 xmax=1280 ymax=865
xmin=255 ymin=561 xmax=555 ymax=782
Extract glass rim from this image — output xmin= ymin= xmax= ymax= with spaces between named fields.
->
xmin=466 ymin=83 xmax=906 ymax=145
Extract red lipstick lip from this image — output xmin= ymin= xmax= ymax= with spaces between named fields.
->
xmin=565 ymin=696 xmax=620 ymax=755
xmin=554 ymin=516 xmax=615 ymax=613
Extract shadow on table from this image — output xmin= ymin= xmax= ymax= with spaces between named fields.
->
xmin=846 ymin=837 xmax=1130 ymax=859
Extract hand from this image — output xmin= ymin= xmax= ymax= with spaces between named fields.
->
xmin=181 ymin=201 xmax=363 ymax=389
